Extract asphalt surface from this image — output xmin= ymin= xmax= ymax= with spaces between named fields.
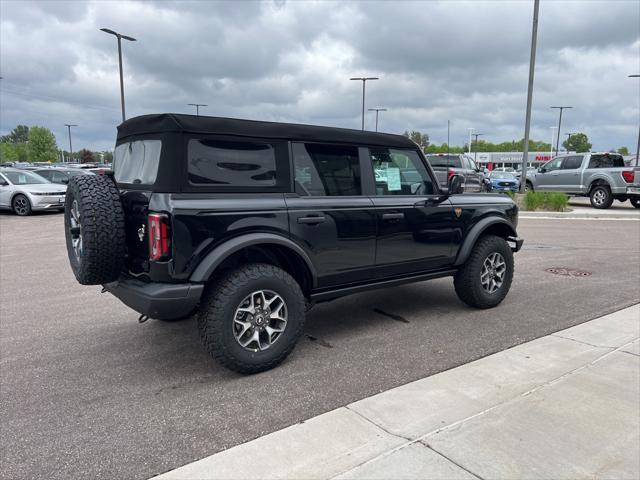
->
xmin=1 ymin=211 xmax=639 ymax=480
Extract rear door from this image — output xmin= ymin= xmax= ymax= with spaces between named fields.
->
xmin=368 ymin=147 xmax=456 ymax=277
xmin=465 ymin=157 xmax=483 ymax=192
xmin=286 ymin=142 xmax=376 ymax=288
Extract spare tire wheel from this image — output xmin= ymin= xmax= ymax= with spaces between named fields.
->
xmin=64 ymin=175 xmax=126 ymax=285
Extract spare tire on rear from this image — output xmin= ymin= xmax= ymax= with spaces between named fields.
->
xmin=64 ymin=175 xmax=126 ymax=285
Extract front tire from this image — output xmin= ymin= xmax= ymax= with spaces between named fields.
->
xmin=197 ymin=263 xmax=306 ymax=374
xmin=590 ymin=185 xmax=613 ymax=209
xmin=525 ymin=181 xmax=533 ymax=192
xmin=454 ymin=235 xmax=514 ymax=309
xmin=12 ymin=194 xmax=32 ymax=216
xmin=631 ymin=198 xmax=640 ymax=209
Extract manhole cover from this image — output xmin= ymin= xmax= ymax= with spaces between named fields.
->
xmin=545 ymin=267 xmax=592 ymax=277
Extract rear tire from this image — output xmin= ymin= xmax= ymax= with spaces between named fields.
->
xmin=197 ymin=263 xmax=306 ymax=374
xmin=12 ymin=194 xmax=32 ymax=216
xmin=64 ymin=175 xmax=126 ymax=285
xmin=631 ymin=198 xmax=640 ymax=209
xmin=454 ymin=235 xmax=514 ymax=309
xmin=589 ymin=185 xmax=613 ymax=209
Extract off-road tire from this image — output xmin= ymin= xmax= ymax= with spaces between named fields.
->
xmin=64 ymin=175 xmax=126 ymax=285
xmin=454 ymin=235 xmax=514 ymax=309
xmin=197 ymin=263 xmax=305 ymax=374
xmin=630 ymin=198 xmax=640 ymax=209
xmin=589 ymin=185 xmax=613 ymax=209
xmin=12 ymin=194 xmax=32 ymax=216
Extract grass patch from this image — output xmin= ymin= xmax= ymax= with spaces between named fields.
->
xmin=524 ymin=191 xmax=568 ymax=211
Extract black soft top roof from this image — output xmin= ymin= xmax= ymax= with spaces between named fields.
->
xmin=117 ymin=113 xmax=415 ymax=149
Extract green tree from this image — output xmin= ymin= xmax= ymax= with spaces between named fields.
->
xmin=562 ymin=133 xmax=592 ymax=153
xmin=403 ymin=130 xmax=430 ymax=150
xmin=1 ymin=125 xmax=29 ymax=144
xmin=27 ymin=126 xmax=58 ymax=162
xmin=617 ymin=146 xmax=629 ymax=155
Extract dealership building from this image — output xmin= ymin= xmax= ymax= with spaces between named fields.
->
xmin=470 ymin=151 xmax=556 ymax=170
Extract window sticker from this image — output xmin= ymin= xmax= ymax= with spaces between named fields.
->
xmin=386 ymin=167 xmax=402 ymax=191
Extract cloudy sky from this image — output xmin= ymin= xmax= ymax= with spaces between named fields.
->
xmin=1 ymin=0 xmax=638 ymax=152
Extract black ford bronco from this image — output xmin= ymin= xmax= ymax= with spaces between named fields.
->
xmin=64 ymin=114 xmax=523 ymax=373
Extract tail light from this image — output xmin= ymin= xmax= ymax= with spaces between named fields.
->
xmin=622 ymin=170 xmax=635 ymax=183
xmin=148 ymin=213 xmax=171 ymax=261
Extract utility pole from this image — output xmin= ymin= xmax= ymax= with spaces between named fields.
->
xmin=551 ymin=105 xmax=573 ymax=157
xmin=367 ymin=108 xmax=387 ymax=132
xmin=64 ymin=124 xmax=77 ymax=163
xmin=447 ymin=120 xmax=450 ymax=157
xmin=100 ymin=28 xmax=137 ymax=123
xmin=188 ymin=103 xmax=207 ymax=116
xmin=520 ymin=0 xmax=540 ymax=193
xmin=350 ymin=77 xmax=379 ymax=130
xmin=467 ymin=128 xmax=474 ymax=154
xmin=472 ymin=133 xmax=484 ymax=163
xmin=630 ymin=75 xmax=639 ymax=166
xmin=549 ymin=126 xmax=557 ymax=159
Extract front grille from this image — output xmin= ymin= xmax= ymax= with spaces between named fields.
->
xmin=499 ymin=182 xmax=514 ymax=187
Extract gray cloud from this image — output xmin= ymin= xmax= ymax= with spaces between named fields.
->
xmin=1 ymin=0 xmax=638 ymax=152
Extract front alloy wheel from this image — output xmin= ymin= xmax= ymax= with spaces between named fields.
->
xmin=480 ymin=252 xmax=506 ymax=294
xmin=12 ymin=194 xmax=31 ymax=216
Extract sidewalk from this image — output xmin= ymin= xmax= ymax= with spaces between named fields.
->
xmin=154 ymin=305 xmax=640 ymax=480
xmin=520 ymin=198 xmax=640 ymax=220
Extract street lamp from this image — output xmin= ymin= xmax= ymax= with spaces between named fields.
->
xmin=350 ymin=77 xmax=379 ymax=130
xmin=100 ymin=28 xmax=137 ymax=123
xmin=188 ymin=103 xmax=207 ymax=116
xmin=551 ymin=106 xmax=573 ymax=156
xmin=549 ymin=126 xmax=557 ymax=159
xmin=629 ymin=75 xmax=639 ymax=166
xmin=472 ymin=133 xmax=484 ymax=163
xmin=467 ymin=128 xmax=474 ymax=154
xmin=64 ymin=124 xmax=77 ymax=163
xmin=367 ymin=107 xmax=387 ymax=132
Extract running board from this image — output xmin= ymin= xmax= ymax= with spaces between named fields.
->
xmin=310 ymin=269 xmax=457 ymax=303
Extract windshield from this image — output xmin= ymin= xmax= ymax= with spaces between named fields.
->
xmin=490 ymin=172 xmax=515 ymax=179
xmin=2 ymin=171 xmax=50 ymax=185
xmin=114 ymin=140 xmax=162 ymax=185
xmin=426 ymin=155 xmax=462 ymax=168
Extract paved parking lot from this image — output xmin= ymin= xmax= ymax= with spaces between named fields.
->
xmin=1 ymin=211 xmax=639 ymax=480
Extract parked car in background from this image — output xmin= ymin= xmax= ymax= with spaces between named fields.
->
xmin=488 ymin=171 xmax=520 ymax=192
xmin=32 ymin=167 xmax=94 ymax=185
xmin=493 ymin=167 xmax=516 ymax=174
xmin=0 ymin=168 xmax=66 ymax=216
xmin=425 ymin=154 xmax=485 ymax=192
xmin=526 ymin=153 xmax=640 ymax=209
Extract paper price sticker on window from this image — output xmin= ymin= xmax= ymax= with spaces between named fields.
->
xmin=386 ymin=167 xmax=402 ymax=191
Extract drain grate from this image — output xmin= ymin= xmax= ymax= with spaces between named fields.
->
xmin=545 ymin=267 xmax=592 ymax=277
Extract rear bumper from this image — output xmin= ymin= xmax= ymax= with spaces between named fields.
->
xmin=104 ymin=276 xmax=204 ymax=320
xmin=625 ymin=186 xmax=640 ymax=197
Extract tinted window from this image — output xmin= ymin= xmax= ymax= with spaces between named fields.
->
xmin=36 ymin=170 xmax=53 ymax=180
xmin=114 ymin=140 xmax=161 ymax=185
xmin=561 ymin=156 xmax=583 ymax=169
xmin=188 ymin=139 xmax=276 ymax=186
xmin=588 ymin=154 xmax=624 ymax=169
xmin=293 ymin=143 xmax=360 ymax=196
xmin=370 ymin=148 xmax=435 ymax=195
xmin=543 ymin=157 xmax=563 ymax=171
xmin=425 ymin=155 xmax=462 ymax=168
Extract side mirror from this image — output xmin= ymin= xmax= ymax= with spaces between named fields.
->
xmin=538 ymin=167 xmax=545 ymax=173
xmin=448 ymin=174 xmax=464 ymax=195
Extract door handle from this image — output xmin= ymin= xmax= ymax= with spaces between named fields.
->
xmin=297 ymin=215 xmax=325 ymax=225
xmin=551 ymin=172 xmax=560 ymax=176
xmin=382 ymin=212 xmax=405 ymax=221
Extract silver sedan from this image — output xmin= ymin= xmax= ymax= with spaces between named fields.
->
xmin=0 ymin=168 xmax=66 ymax=216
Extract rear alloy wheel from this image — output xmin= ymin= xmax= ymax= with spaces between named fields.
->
xmin=12 ymin=194 xmax=32 ymax=216
xmin=630 ymin=198 xmax=640 ymax=209
xmin=590 ymin=185 xmax=613 ymax=209
xmin=197 ymin=263 xmax=305 ymax=374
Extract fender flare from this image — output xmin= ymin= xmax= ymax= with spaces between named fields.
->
xmin=189 ymin=232 xmax=317 ymax=286
xmin=588 ymin=176 xmax=612 ymax=192
xmin=454 ymin=217 xmax=517 ymax=266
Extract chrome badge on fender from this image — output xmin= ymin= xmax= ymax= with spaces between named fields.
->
xmin=138 ymin=224 xmax=146 ymax=242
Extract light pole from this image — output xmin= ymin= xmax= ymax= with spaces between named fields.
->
xmin=468 ymin=128 xmax=474 ymax=154
xmin=549 ymin=126 xmax=557 ymax=159
xmin=350 ymin=77 xmax=379 ymax=130
xmin=100 ymin=28 xmax=136 ymax=123
xmin=64 ymin=124 xmax=77 ymax=163
xmin=630 ymin=75 xmax=639 ymax=166
xmin=367 ymin=108 xmax=387 ymax=132
xmin=472 ymin=133 xmax=484 ymax=163
xmin=188 ymin=103 xmax=207 ymax=116
xmin=551 ymin=106 xmax=572 ymax=157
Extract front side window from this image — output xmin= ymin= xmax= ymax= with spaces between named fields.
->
xmin=114 ymin=140 xmax=162 ymax=185
xmin=561 ymin=156 xmax=583 ymax=169
xmin=370 ymin=148 xmax=435 ymax=195
xmin=293 ymin=143 xmax=361 ymax=196
xmin=588 ymin=154 xmax=624 ymax=169
xmin=543 ymin=157 xmax=563 ymax=171
xmin=188 ymin=139 xmax=276 ymax=186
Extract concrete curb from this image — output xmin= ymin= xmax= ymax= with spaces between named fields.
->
xmin=153 ymin=305 xmax=640 ymax=480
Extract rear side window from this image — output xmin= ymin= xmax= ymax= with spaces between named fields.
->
xmin=588 ymin=154 xmax=624 ymax=169
xmin=188 ymin=139 xmax=276 ymax=186
xmin=425 ymin=155 xmax=462 ymax=168
xmin=561 ymin=156 xmax=583 ymax=169
xmin=114 ymin=140 xmax=162 ymax=185
xmin=293 ymin=143 xmax=361 ymax=196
